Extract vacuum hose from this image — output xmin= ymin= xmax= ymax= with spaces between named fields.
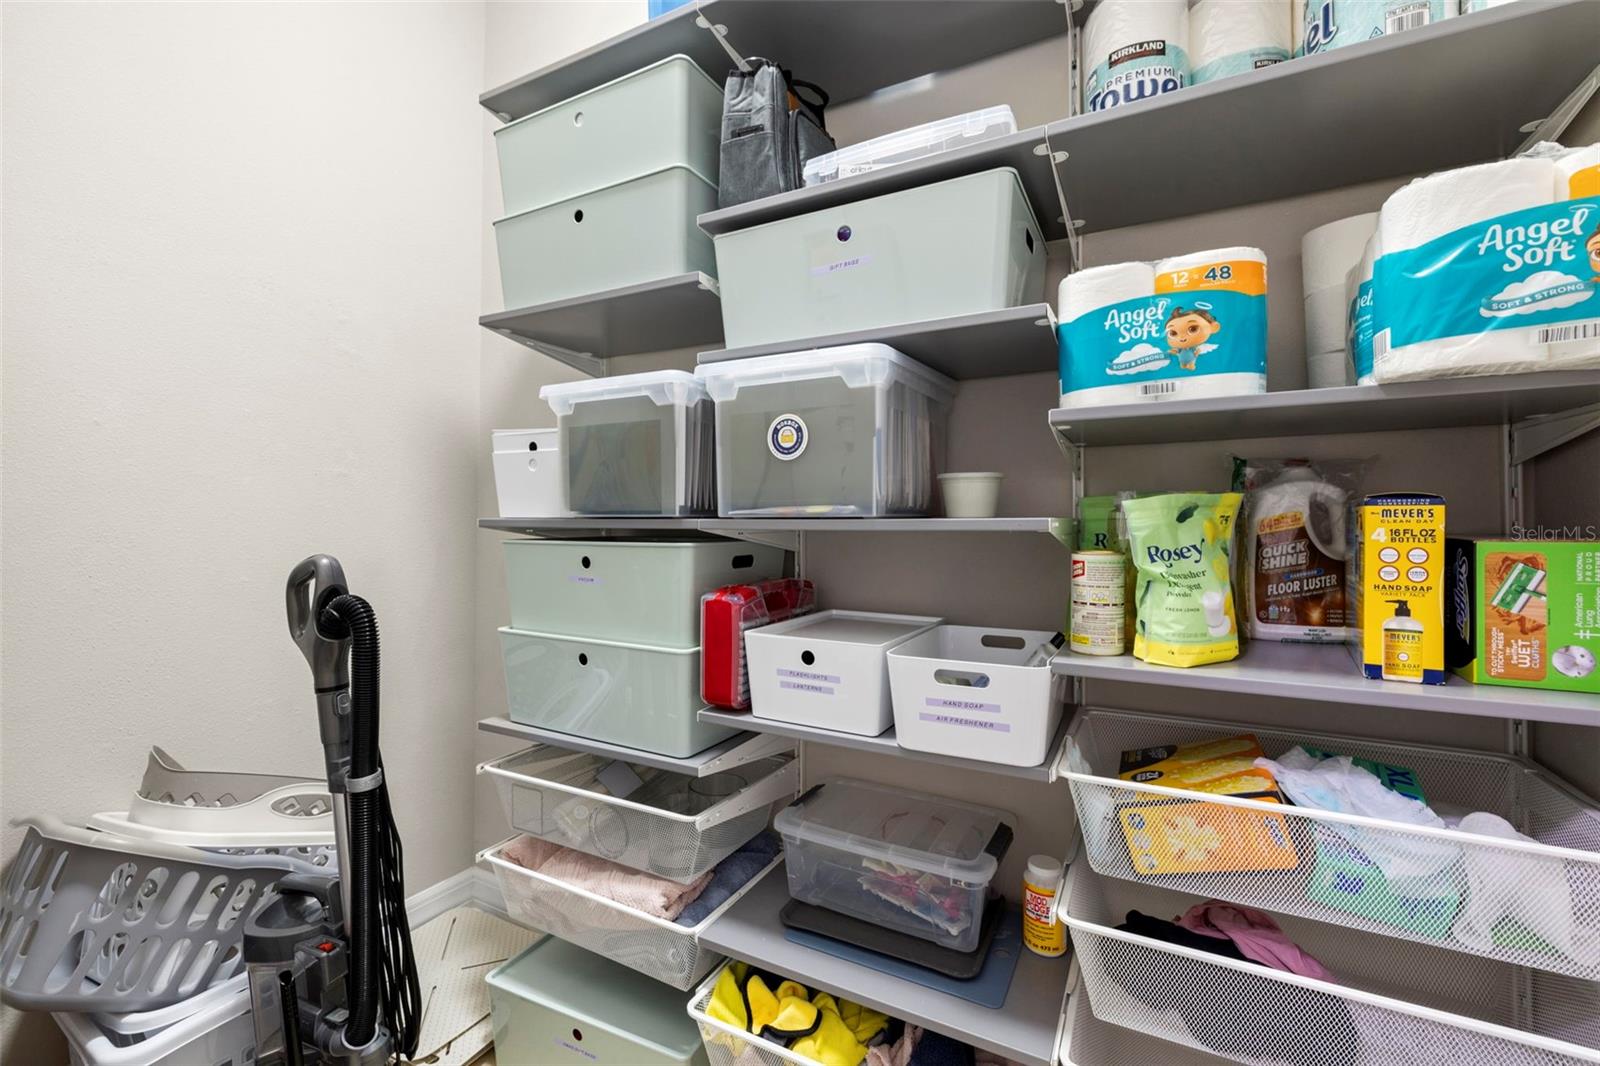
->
xmin=319 ymin=593 xmax=420 ymax=1058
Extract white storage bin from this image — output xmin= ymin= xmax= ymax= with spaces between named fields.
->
xmin=56 ymin=975 xmax=255 ymax=1066
xmin=500 ymin=627 xmax=737 ymax=758
xmin=480 ymin=835 xmax=782 ymax=990
xmin=773 ymin=778 xmax=1015 ymax=952
xmin=479 ymin=745 xmax=799 ymax=882
xmin=492 ymin=429 xmax=570 ymax=518
xmin=744 ymin=610 xmax=942 ymax=736
xmin=496 ymin=166 xmax=716 ymax=309
xmin=503 ymin=538 xmax=787 ymax=646
xmin=697 ymin=345 xmax=955 ymax=518
xmin=1064 ymin=707 xmax=1600 ymax=981
xmin=802 ymin=106 xmax=1018 ymax=186
xmin=712 ymin=167 xmax=1046 ymax=349
xmin=1065 ymin=861 xmax=1600 ymax=1066
xmin=495 ymin=55 xmax=722 ymax=215
xmin=542 ymin=371 xmax=717 ymax=517
xmin=887 ymin=625 xmax=1066 ymax=767
xmin=689 ymin=960 xmax=818 ymax=1066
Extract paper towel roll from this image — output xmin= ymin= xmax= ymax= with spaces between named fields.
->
xmin=1303 ymin=283 xmax=1347 ymax=355
xmin=1190 ymin=0 xmax=1291 ymax=84
xmin=1550 ymin=143 xmax=1600 ymax=368
xmin=1083 ymin=0 xmax=1190 ymax=112
xmin=1298 ymin=1 xmax=1454 ymax=56
xmin=1061 ymin=373 xmax=1266 ymax=409
xmin=1059 ymin=262 xmax=1157 ymax=321
xmin=1351 ymin=234 xmax=1379 ymax=383
xmin=1157 ymin=246 xmax=1269 ymax=278
xmin=1302 ymin=213 xmax=1378 ymax=292
xmin=1306 ymin=349 xmax=1352 ymax=389
xmin=1375 ymin=158 xmax=1556 ymax=382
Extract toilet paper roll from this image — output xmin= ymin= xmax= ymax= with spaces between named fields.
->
xmin=1374 ymin=158 xmax=1556 ymax=382
xmin=1157 ymin=245 xmax=1269 ymax=279
xmin=1306 ymin=349 xmax=1352 ymax=389
xmin=1061 ymin=372 xmax=1266 ymax=409
xmin=1551 ymin=143 xmax=1600 ymax=367
xmin=1058 ymin=262 xmax=1157 ymax=321
xmin=1302 ymin=213 xmax=1379 ymax=292
xmin=1083 ymin=0 xmax=1190 ymax=112
xmin=1297 ymin=1 xmax=1455 ymax=56
xmin=1303 ymin=283 xmax=1348 ymax=356
xmin=1190 ymin=0 xmax=1291 ymax=84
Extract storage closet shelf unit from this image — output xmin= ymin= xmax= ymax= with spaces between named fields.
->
xmin=697 ymin=128 xmax=1071 ymax=241
xmin=1045 ymin=0 xmax=1598 ymax=233
xmin=1049 ymin=644 xmax=1600 ymax=726
xmin=697 ymin=304 xmax=1058 ymax=380
xmin=476 ymin=717 xmax=792 ymax=777
xmin=1049 ymin=370 xmax=1600 ymax=448
xmin=482 ymin=517 xmax=1065 ymax=536
xmin=481 ymin=272 xmax=722 ymax=371
xmin=480 ymin=0 xmax=1070 ymax=122
xmin=700 ymin=861 xmax=1071 ymax=1066
xmin=696 ymin=708 xmax=1072 ymax=782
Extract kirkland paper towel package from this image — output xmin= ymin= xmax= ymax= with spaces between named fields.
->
xmin=1083 ymin=0 xmax=1190 ymax=112
xmin=1058 ymin=248 xmax=1269 ymax=407
xmin=1190 ymin=0 xmax=1291 ymax=85
xmin=1295 ymin=0 xmax=1454 ymax=57
xmin=1372 ymin=148 xmax=1600 ymax=383
xmin=1350 ymin=493 xmax=1446 ymax=684
xmin=1123 ymin=492 xmax=1244 ymax=668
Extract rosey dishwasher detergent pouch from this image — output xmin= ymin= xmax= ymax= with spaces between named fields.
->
xmin=1123 ymin=493 xmax=1244 ymax=667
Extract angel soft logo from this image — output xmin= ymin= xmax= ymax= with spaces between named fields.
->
xmin=1476 ymin=203 xmax=1597 ymax=318
xmin=1099 ymin=298 xmax=1174 ymax=376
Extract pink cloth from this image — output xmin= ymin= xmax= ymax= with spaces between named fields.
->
xmin=502 ymin=836 xmax=711 ymax=920
xmin=867 ymin=1026 xmax=920 ymax=1066
xmin=1176 ymin=901 xmax=1334 ymax=981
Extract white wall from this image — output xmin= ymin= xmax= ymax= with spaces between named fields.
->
xmin=1 ymin=2 xmax=486 ymax=1058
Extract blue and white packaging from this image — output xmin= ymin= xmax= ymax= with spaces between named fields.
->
xmin=1295 ymin=0 xmax=1454 ymax=56
xmin=1348 ymin=234 xmax=1379 ymax=384
xmin=1058 ymin=249 xmax=1270 ymax=407
xmin=1082 ymin=0 xmax=1191 ymax=113
xmin=1190 ymin=0 xmax=1291 ymax=85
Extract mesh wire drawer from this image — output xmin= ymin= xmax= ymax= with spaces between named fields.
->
xmin=1065 ymin=861 xmax=1600 ymax=1066
xmin=479 ymin=747 xmax=798 ymax=883
xmin=688 ymin=960 xmax=817 ymax=1066
xmin=1064 ymin=707 xmax=1600 ymax=979
xmin=480 ymin=837 xmax=780 ymax=991
xmin=1061 ymin=974 xmax=1234 ymax=1065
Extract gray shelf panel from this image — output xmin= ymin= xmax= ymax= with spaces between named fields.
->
xmin=483 ymin=517 xmax=1065 ymax=536
xmin=480 ymin=272 xmax=722 ymax=368
xmin=1046 ymin=0 xmax=1598 ymax=233
xmin=697 ymin=128 xmax=1070 ymax=240
xmin=1048 ymin=370 xmax=1600 ymax=447
xmin=476 ymin=717 xmax=792 ymax=777
xmin=700 ymin=863 xmax=1071 ymax=1066
xmin=479 ymin=517 xmax=710 ymax=539
xmin=697 ymin=708 xmax=1071 ymax=782
xmin=1050 ymin=645 xmax=1600 ymax=727
xmin=481 ymin=1 xmax=1069 ymax=122
xmin=697 ymin=304 xmax=1058 ymax=380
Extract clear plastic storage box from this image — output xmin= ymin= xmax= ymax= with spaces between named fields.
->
xmin=504 ymin=539 xmax=787 ymax=647
xmin=541 ymin=371 xmax=717 ymax=517
xmin=697 ymin=345 xmax=954 ymax=518
xmin=801 ymin=106 xmax=1017 ymax=186
xmin=773 ymin=778 xmax=1015 ymax=952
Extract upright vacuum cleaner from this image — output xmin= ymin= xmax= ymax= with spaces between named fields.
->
xmin=245 ymin=555 xmax=421 ymax=1064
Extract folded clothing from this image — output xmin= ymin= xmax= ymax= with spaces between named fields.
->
xmin=1176 ymin=901 xmax=1334 ymax=980
xmin=501 ymin=835 xmax=710 ymax=921
xmin=676 ymin=830 xmax=782 ymax=927
xmin=1117 ymin=909 xmax=1250 ymax=963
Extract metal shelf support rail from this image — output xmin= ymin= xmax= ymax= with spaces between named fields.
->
xmin=692 ymin=0 xmax=751 ymax=73
xmin=1515 ymin=61 xmax=1600 ymax=155
xmin=490 ymin=330 xmax=608 ymax=378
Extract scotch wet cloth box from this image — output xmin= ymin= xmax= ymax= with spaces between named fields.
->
xmin=1350 ymin=494 xmax=1446 ymax=684
xmin=1446 ymin=538 xmax=1600 ymax=696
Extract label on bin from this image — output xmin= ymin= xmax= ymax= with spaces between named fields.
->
xmin=777 ymin=666 xmax=836 ymax=695
xmin=768 ymin=414 xmax=808 ymax=461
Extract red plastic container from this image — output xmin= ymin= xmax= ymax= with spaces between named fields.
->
xmin=701 ymin=579 xmax=816 ymax=709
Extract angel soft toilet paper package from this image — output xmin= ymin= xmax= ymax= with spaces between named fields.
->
xmin=1372 ymin=149 xmax=1600 ymax=383
xmin=1058 ymin=248 xmax=1269 ymax=407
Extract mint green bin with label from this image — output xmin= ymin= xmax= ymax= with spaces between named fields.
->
xmin=711 ymin=166 xmax=1046 ymax=349
xmin=488 ymin=937 xmax=710 ymax=1066
xmin=501 ymin=627 xmax=736 ymax=757
xmin=495 ymin=166 xmax=717 ymax=308
xmin=504 ymin=539 xmax=787 ymax=646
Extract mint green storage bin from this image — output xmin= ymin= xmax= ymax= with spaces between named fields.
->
xmin=500 ymin=627 xmax=736 ymax=758
xmin=487 ymin=937 xmax=710 ymax=1066
xmin=504 ymin=539 xmax=787 ymax=646
xmin=495 ymin=166 xmax=717 ymax=309
xmin=495 ymin=55 xmax=721 ymax=215
xmin=711 ymin=167 xmax=1046 ymax=349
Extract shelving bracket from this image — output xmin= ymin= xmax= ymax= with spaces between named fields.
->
xmin=492 ymin=328 xmax=607 ymax=377
xmin=1514 ymin=62 xmax=1600 ymax=155
xmin=693 ymin=0 xmax=751 ymax=73
xmin=705 ymin=525 xmax=801 ymax=552
xmin=1037 ymin=128 xmax=1082 ymax=268
xmin=1509 ymin=402 xmax=1600 ymax=466
xmin=696 ymin=730 xmax=796 ymax=775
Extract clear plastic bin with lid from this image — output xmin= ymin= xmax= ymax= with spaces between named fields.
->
xmin=696 ymin=344 xmax=955 ymax=518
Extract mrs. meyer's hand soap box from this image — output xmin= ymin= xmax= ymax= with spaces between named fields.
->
xmin=1447 ymin=538 xmax=1600 ymax=696
xmin=1350 ymin=494 xmax=1446 ymax=684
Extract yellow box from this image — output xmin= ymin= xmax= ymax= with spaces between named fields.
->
xmin=1350 ymin=494 xmax=1446 ymax=684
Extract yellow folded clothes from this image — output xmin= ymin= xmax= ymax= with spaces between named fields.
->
xmin=706 ymin=962 xmax=890 ymax=1066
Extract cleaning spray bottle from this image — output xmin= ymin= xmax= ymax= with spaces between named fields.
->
xmin=1383 ymin=599 xmax=1425 ymax=683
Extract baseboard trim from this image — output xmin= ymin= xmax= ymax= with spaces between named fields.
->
xmin=406 ymin=865 xmax=504 ymax=925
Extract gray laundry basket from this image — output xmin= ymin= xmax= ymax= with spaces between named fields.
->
xmin=0 ymin=817 xmax=306 ymax=1013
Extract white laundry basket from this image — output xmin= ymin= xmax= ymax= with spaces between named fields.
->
xmin=480 ymin=836 xmax=781 ymax=990
xmin=1065 ymin=861 xmax=1600 ymax=1066
xmin=55 ymin=974 xmax=255 ymax=1066
xmin=478 ymin=746 xmax=799 ymax=882
xmin=1064 ymin=707 xmax=1600 ymax=980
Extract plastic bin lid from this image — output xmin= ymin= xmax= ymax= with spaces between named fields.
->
xmin=494 ymin=54 xmax=719 ymax=133
xmin=541 ymin=369 xmax=710 ymax=415
xmin=774 ymin=777 xmax=1016 ymax=883
xmin=487 ymin=937 xmax=703 ymax=1058
xmin=696 ymin=343 xmax=956 ymax=404
xmin=802 ymin=106 xmax=1017 ymax=183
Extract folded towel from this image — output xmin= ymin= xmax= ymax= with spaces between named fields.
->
xmin=676 ymin=830 xmax=782 ymax=927
xmin=502 ymin=835 xmax=711 ymax=921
